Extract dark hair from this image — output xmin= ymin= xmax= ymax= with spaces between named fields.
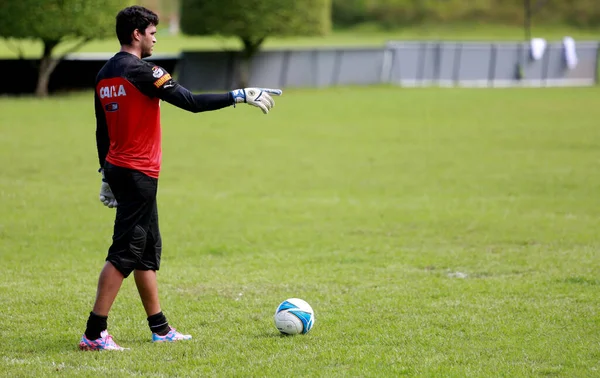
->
xmin=115 ymin=6 xmax=159 ymax=45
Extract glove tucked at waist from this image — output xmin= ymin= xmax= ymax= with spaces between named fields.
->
xmin=99 ymin=169 xmax=118 ymax=208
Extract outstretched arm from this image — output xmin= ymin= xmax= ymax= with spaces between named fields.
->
xmin=159 ymin=83 xmax=234 ymax=113
xmin=160 ymin=83 xmax=283 ymax=115
xmin=132 ymin=63 xmax=282 ymax=114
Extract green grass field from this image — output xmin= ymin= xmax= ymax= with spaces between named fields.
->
xmin=1 ymin=86 xmax=599 ymax=377
xmin=1 ymin=23 xmax=598 ymax=58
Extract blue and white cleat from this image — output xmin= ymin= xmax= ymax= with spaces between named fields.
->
xmin=152 ymin=327 xmax=192 ymax=343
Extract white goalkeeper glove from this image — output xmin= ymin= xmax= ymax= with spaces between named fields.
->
xmin=230 ymin=88 xmax=282 ymax=114
xmin=99 ymin=169 xmax=118 ymax=208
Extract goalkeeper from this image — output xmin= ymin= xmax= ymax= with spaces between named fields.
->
xmin=80 ymin=5 xmax=282 ymax=351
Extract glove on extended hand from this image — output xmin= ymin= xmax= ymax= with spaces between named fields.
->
xmin=231 ymin=88 xmax=282 ymax=114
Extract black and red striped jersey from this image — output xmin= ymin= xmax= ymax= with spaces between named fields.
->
xmin=95 ymin=51 xmax=233 ymax=178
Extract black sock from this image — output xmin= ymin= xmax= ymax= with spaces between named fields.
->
xmin=148 ymin=311 xmax=170 ymax=336
xmin=84 ymin=312 xmax=108 ymax=340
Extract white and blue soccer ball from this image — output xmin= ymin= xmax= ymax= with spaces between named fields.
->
xmin=274 ymin=298 xmax=315 ymax=335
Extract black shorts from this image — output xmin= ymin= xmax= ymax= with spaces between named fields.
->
xmin=103 ymin=162 xmax=162 ymax=278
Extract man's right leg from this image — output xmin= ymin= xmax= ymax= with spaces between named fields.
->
xmin=79 ymin=163 xmax=148 ymax=351
xmin=79 ymin=262 xmax=127 ymax=351
xmin=93 ymin=261 xmax=125 ymax=317
xmin=84 ymin=262 xmax=124 ymax=340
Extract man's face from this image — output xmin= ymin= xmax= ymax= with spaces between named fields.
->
xmin=139 ymin=24 xmax=157 ymax=58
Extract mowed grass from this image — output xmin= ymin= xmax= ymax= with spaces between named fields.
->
xmin=1 ymin=86 xmax=600 ymax=377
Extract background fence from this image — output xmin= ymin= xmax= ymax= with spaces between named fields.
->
xmin=177 ymin=40 xmax=599 ymax=91
xmin=385 ymin=41 xmax=599 ymax=87
xmin=0 ymin=54 xmax=178 ymax=94
xmin=0 ymin=40 xmax=597 ymax=94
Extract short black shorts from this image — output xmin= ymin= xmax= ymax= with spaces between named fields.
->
xmin=103 ymin=162 xmax=162 ymax=278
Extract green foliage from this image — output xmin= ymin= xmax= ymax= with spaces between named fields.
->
xmin=331 ymin=0 xmax=371 ymax=26
xmin=180 ymin=0 xmax=331 ymax=40
xmin=0 ymin=23 xmax=599 ymax=59
xmin=332 ymin=0 xmax=600 ymax=29
xmin=0 ymin=0 xmax=127 ymax=41
xmin=564 ymin=0 xmax=600 ymax=27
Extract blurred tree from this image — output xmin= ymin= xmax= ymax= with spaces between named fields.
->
xmin=331 ymin=0 xmax=600 ymax=29
xmin=0 ymin=0 xmax=126 ymax=97
xmin=135 ymin=0 xmax=181 ymax=35
xmin=137 ymin=0 xmax=181 ymax=18
xmin=180 ymin=0 xmax=331 ymax=87
xmin=332 ymin=0 xmax=370 ymax=27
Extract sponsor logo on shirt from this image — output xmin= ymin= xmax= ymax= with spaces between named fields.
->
xmin=105 ymin=102 xmax=119 ymax=112
xmin=152 ymin=66 xmax=165 ymax=78
xmin=99 ymin=84 xmax=126 ymax=99
xmin=154 ymin=73 xmax=172 ymax=88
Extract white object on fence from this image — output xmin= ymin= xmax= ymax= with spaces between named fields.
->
xmin=530 ymin=38 xmax=547 ymax=61
xmin=563 ymin=36 xmax=579 ymax=70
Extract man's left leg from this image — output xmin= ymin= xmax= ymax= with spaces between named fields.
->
xmin=134 ymin=269 xmax=162 ymax=323
xmin=135 ymin=200 xmax=191 ymax=343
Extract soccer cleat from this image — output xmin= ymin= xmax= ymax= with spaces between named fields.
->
xmin=78 ymin=330 xmax=127 ymax=351
xmin=152 ymin=327 xmax=192 ymax=343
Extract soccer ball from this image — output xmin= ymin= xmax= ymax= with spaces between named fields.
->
xmin=274 ymin=298 xmax=315 ymax=335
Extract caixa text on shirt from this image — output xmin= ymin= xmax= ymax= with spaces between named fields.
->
xmin=99 ymin=84 xmax=126 ymax=99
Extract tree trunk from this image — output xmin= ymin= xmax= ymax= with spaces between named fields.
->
xmin=239 ymin=37 xmax=265 ymax=88
xmin=35 ymin=40 xmax=60 ymax=97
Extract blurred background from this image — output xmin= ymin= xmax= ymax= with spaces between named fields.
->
xmin=140 ymin=0 xmax=600 ymax=34
xmin=0 ymin=0 xmax=598 ymax=96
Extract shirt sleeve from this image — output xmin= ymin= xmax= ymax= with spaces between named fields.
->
xmin=95 ymin=91 xmax=109 ymax=169
xmin=128 ymin=62 xmax=234 ymax=113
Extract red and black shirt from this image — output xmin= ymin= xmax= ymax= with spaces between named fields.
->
xmin=95 ymin=51 xmax=233 ymax=178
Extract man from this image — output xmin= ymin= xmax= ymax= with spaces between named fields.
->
xmin=79 ymin=5 xmax=282 ymax=351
